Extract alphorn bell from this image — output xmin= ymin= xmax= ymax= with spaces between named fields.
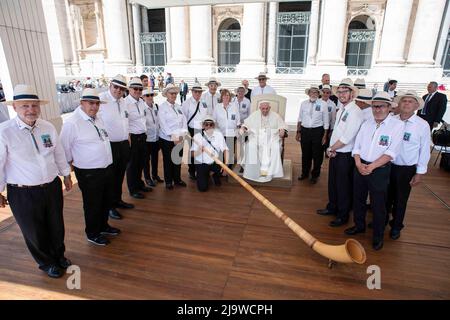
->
xmin=186 ymin=134 xmax=367 ymax=265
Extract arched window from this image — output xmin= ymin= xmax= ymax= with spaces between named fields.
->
xmin=345 ymin=16 xmax=375 ymax=76
xmin=218 ymin=19 xmax=240 ymax=73
xmin=141 ymin=8 xmax=166 ymax=72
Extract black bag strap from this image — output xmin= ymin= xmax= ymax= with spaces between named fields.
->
xmin=201 ymin=130 xmax=220 ymax=154
xmin=187 ymin=101 xmax=200 ymax=126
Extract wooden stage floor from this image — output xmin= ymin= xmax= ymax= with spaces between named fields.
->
xmin=0 ymin=136 xmax=449 ymax=300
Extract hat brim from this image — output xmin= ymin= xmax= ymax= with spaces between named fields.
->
xmin=332 ymin=85 xmax=359 ymax=97
xmin=370 ymin=99 xmax=394 ymax=106
xmin=393 ymin=94 xmax=425 ymax=110
xmin=110 ymin=81 xmax=128 ymax=89
xmin=162 ymin=87 xmax=180 ymax=97
xmin=355 ymin=97 xmax=372 ymax=103
xmin=255 ymin=76 xmax=269 ymax=80
xmin=305 ymin=88 xmax=320 ymax=95
xmin=6 ymin=99 xmax=49 ymax=105
xmin=143 ymin=92 xmax=158 ymax=96
xmin=80 ymin=98 xmax=107 ymax=104
xmin=191 ymin=87 xmax=205 ymax=92
xmin=205 ymin=81 xmax=221 ymax=87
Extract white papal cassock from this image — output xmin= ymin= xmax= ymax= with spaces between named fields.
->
xmin=242 ymin=110 xmax=287 ymax=182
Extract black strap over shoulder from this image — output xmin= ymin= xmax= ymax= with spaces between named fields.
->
xmin=201 ymin=130 xmax=220 ymax=154
xmin=187 ymin=101 xmax=200 ymax=126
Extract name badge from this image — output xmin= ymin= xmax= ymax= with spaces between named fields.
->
xmin=315 ymin=104 xmax=321 ymax=112
xmin=124 ymin=110 xmax=129 ymax=118
xmin=231 ymin=114 xmax=236 ymax=121
xmin=242 ymin=104 xmax=247 ymax=109
xmin=100 ymin=129 xmax=109 ymax=139
xmin=154 ymin=110 xmax=158 ymax=116
xmin=177 ymin=109 xmax=183 ymax=115
xmin=41 ymin=134 xmax=53 ymax=148
xmin=378 ymin=135 xmax=390 ymax=147
xmin=202 ymin=102 xmax=208 ymax=108
xmin=144 ymin=109 xmax=147 ymax=116
xmin=342 ymin=112 xmax=349 ymax=122
xmin=403 ymin=132 xmax=411 ymax=142
xmin=328 ymin=106 xmax=332 ymax=112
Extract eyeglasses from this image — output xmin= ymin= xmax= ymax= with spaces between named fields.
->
xmin=258 ymin=79 xmax=266 ymax=82
xmin=132 ymin=88 xmax=143 ymax=92
xmin=112 ymin=85 xmax=125 ymax=91
xmin=144 ymin=94 xmax=154 ymax=97
xmin=203 ymin=122 xmax=214 ymax=127
xmin=372 ymin=104 xmax=389 ymax=109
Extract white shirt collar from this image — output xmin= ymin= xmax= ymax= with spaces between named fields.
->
xmin=15 ymin=116 xmax=39 ymax=130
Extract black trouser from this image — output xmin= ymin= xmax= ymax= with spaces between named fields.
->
xmin=323 ymin=129 xmax=333 ymax=151
xmin=7 ymin=177 xmax=65 ymax=269
xmin=195 ymin=163 xmax=221 ymax=192
xmin=126 ymin=133 xmax=147 ymax=193
xmin=225 ymin=136 xmax=237 ymax=170
xmin=353 ymin=161 xmax=391 ymax=243
xmin=143 ymin=140 xmax=160 ymax=180
xmin=188 ymin=127 xmax=197 ymax=177
xmin=110 ymin=140 xmax=130 ymax=207
xmin=159 ymin=138 xmax=183 ymax=185
xmin=386 ymin=164 xmax=416 ymax=232
xmin=180 ymin=93 xmax=186 ymax=103
xmin=326 ymin=152 xmax=354 ymax=221
xmin=300 ymin=126 xmax=325 ymax=178
xmin=74 ymin=165 xmax=113 ymax=238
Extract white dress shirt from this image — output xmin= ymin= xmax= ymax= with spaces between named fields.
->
xmin=213 ymin=103 xmax=240 ymax=137
xmin=392 ymin=114 xmax=431 ymax=174
xmin=190 ymin=129 xmax=228 ymax=164
xmin=251 ymin=85 xmax=276 ymax=97
xmin=361 ymin=107 xmax=374 ymax=122
xmin=124 ymin=95 xmax=147 ymax=135
xmin=158 ymin=100 xmax=188 ymax=141
xmin=387 ymin=90 xmax=396 ymax=98
xmin=0 ymin=117 xmax=70 ymax=191
xmin=352 ymin=115 xmax=404 ymax=162
xmin=145 ymin=102 xmax=159 ymax=142
xmin=234 ymin=97 xmax=251 ymax=124
xmin=0 ymin=102 xmax=10 ymax=123
xmin=182 ymin=97 xmax=208 ymax=130
xmin=321 ymin=98 xmax=337 ymax=129
xmin=298 ymin=99 xmax=330 ymax=129
xmin=330 ymin=102 xmax=364 ymax=153
xmin=98 ymin=90 xmax=129 ymax=142
xmin=60 ymin=107 xmax=113 ymax=169
xmin=201 ymin=91 xmax=220 ymax=115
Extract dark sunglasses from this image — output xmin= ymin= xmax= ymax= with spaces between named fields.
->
xmin=203 ymin=122 xmax=215 ymax=127
xmin=112 ymin=85 xmax=125 ymax=91
xmin=144 ymin=94 xmax=154 ymax=97
xmin=132 ymin=87 xmax=143 ymax=92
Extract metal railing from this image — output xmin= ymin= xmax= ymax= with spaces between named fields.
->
xmin=443 ymin=70 xmax=450 ymax=78
xmin=142 ymin=66 xmax=165 ymax=74
xmin=213 ymin=66 xmax=236 ymax=74
xmin=275 ymin=67 xmax=304 ymax=74
xmin=347 ymin=68 xmax=369 ymax=76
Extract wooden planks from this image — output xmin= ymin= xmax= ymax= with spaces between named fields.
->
xmin=0 ymin=135 xmax=449 ymax=299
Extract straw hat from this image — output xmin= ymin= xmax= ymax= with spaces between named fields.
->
xmin=319 ymin=84 xmax=332 ymax=94
xmin=162 ymin=83 xmax=180 ymax=97
xmin=255 ymin=72 xmax=269 ymax=80
xmin=6 ymin=84 xmax=49 ymax=105
xmin=354 ymin=89 xmax=373 ymax=103
xmin=354 ymin=78 xmax=366 ymax=89
xmin=191 ymin=82 xmax=205 ymax=92
xmin=128 ymin=77 xmax=143 ymax=88
xmin=393 ymin=90 xmax=425 ymax=110
xmin=80 ymin=88 xmax=107 ymax=104
xmin=371 ymin=91 xmax=394 ymax=106
xmin=202 ymin=114 xmax=215 ymax=123
xmin=204 ymin=77 xmax=221 ymax=87
xmin=305 ymin=85 xmax=320 ymax=95
xmin=234 ymin=85 xmax=248 ymax=95
xmin=332 ymin=78 xmax=360 ymax=96
xmin=142 ymin=87 xmax=158 ymax=96
xmin=110 ymin=74 xmax=128 ymax=89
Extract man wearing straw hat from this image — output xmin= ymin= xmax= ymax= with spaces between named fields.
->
xmin=61 ymin=88 xmax=120 ymax=246
xmin=98 ymin=75 xmax=134 ymax=221
xmin=125 ymin=77 xmax=152 ymax=199
xmin=345 ymin=92 xmax=404 ymax=250
xmin=201 ymin=77 xmax=221 ymax=115
xmin=234 ymin=85 xmax=251 ymax=124
xmin=317 ymin=78 xmax=364 ymax=227
xmin=190 ymin=115 xmax=229 ymax=192
xmin=296 ymin=85 xmax=329 ymax=184
xmin=142 ymin=87 xmax=163 ymax=187
xmin=385 ymin=91 xmax=430 ymax=240
xmin=354 ymin=88 xmax=374 ymax=122
xmin=251 ymin=72 xmax=276 ymax=98
xmin=0 ymin=84 xmax=72 ymax=278
xmin=354 ymin=78 xmax=366 ymax=89
xmin=158 ymin=83 xmax=188 ymax=189
xmin=182 ymin=81 xmax=207 ymax=180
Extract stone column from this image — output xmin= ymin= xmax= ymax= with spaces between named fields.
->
xmin=266 ymin=2 xmax=278 ymax=73
xmin=132 ymin=3 xmax=143 ymax=67
xmin=376 ymin=0 xmax=413 ymax=65
xmin=407 ymin=0 xmax=447 ymax=65
xmin=189 ymin=5 xmax=213 ymax=76
xmin=316 ymin=0 xmax=347 ymax=65
xmin=141 ymin=6 xmax=149 ymax=33
xmin=64 ymin=0 xmax=80 ymax=74
xmin=237 ymin=3 xmax=266 ymax=75
xmin=102 ymin=0 xmax=132 ymax=75
xmin=165 ymin=8 xmax=172 ymax=62
xmin=168 ymin=7 xmax=190 ymax=64
xmin=306 ymin=0 xmax=320 ymax=65
xmin=435 ymin=2 xmax=450 ymax=67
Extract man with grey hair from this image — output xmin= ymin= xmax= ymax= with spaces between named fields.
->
xmin=418 ymin=81 xmax=447 ymax=130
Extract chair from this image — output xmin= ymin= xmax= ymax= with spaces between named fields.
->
xmin=431 ymin=122 xmax=450 ymax=166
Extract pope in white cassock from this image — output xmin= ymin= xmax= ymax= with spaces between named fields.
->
xmin=241 ymin=101 xmax=287 ymax=182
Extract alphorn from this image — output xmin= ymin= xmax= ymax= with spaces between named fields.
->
xmin=186 ymin=134 xmax=367 ymax=265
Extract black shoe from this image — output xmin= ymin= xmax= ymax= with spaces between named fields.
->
xmin=108 ymin=209 xmax=122 ymax=220
xmin=58 ymin=257 xmax=72 ymax=269
xmin=166 ymin=184 xmax=174 ymax=190
xmin=316 ymin=208 xmax=335 ymax=216
xmin=46 ymin=265 xmax=63 ymax=278
xmin=310 ymin=177 xmax=318 ymax=184
xmin=153 ymin=176 xmax=164 ymax=183
xmin=344 ymin=226 xmax=366 ymax=235
xmin=175 ymin=180 xmax=187 ymax=187
xmin=146 ymin=179 xmax=156 ymax=187
xmin=372 ymin=240 xmax=384 ymax=251
xmin=239 ymin=167 xmax=244 ymax=174
xmin=298 ymin=174 xmax=308 ymax=181
xmin=189 ymin=174 xmax=197 ymax=180
xmin=390 ymin=229 xmax=401 ymax=240
xmin=87 ymin=235 xmax=110 ymax=246
xmin=130 ymin=192 xmax=145 ymax=199
xmin=140 ymin=186 xmax=152 ymax=192
xmin=116 ymin=200 xmax=134 ymax=209
xmin=329 ymin=218 xmax=349 ymax=227
xmin=101 ymin=225 xmax=121 ymax=236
